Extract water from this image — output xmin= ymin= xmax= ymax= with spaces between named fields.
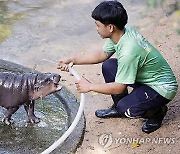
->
xmin=0 ymin=94 xmax=68 ymax=154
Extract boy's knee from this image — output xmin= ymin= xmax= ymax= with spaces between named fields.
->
xmin=102 ymin=58 xmax=117 ymax=74
xmin=116 ymin=102 xmax=127 ymax=117
xmin=124 ymin=108 xmax=144 ymax=118
xmin=102 ymin=59 xmax=112 ymax=72
xmin=116 ymin=103 xmax=145 ymax=118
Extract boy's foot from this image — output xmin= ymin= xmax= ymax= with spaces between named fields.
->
xmin=95 ymin=107 xmax=120 ymax=118
xmin=142 ymin=106 xmax=168 ymax=134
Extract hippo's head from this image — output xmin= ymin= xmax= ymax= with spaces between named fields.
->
xmin=30 ymin=73 xmax=62 ymax=100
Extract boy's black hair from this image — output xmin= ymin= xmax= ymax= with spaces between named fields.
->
xmin=91 ymin=0 xmax=128 ymax=30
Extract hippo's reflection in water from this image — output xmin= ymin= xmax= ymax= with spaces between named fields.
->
xmin=0 ymin=93 xmax=68 ymax=154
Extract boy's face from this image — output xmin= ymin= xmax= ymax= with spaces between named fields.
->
xmin=95 ymin=20 xmax=112 ymax=39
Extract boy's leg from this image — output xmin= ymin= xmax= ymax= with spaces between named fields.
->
xmin=116 ymin=84 xmax=170 ymax=133
xmin=95 ymin=58 xmax=128 ymax=118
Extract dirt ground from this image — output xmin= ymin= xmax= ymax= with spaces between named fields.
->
xmin=57 ymin=2 xmax=180 ymax=154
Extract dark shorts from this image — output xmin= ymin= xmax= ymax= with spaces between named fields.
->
xmin=102 ymin=58 xmax=170 ymax=118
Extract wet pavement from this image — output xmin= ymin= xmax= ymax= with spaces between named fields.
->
xmin=0 ymin=0 xmax=145 ymax=70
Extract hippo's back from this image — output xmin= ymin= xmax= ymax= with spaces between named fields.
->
xmin=0 ymin=72 xmax=37 ymax=108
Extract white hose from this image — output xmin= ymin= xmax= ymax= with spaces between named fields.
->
xmin=41 ymin=65 xmax=85 ymax=154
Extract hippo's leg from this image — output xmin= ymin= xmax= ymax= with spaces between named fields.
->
xmin=24 ymin=101 xmax=40 ymax=124
xmin=3 ymin=107 xmax=19 ymax=125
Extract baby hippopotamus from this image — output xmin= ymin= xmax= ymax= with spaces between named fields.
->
xmin=0 ymin=72 xmax=62 ymax=125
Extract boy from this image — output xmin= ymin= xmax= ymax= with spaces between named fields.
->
xmin=58 ymin=0 xmax=178 ymax=133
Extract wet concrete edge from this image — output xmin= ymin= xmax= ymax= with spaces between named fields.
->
xmin=0 ymin=59 xmax=86 ymax=154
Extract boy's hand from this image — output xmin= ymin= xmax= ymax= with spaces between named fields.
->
xmin=75 ymin=76 xmax=92 ymax=93
xmin=57 ymin=59 xmax=73 ymax=72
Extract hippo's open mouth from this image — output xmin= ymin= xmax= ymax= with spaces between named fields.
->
xmin=55 ymin=83 xmax=62 ymax=91
xmin=52 ymin=75 xmax=62 ymax=91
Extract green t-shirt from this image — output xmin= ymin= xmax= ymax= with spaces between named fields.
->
xmin=103 ymin=25 xmax=178 ymax=100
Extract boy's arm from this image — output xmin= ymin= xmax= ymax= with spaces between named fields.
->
xmin=72 ymin=50 xmax=114 ymax=65
xmin=57 ymin=50 xmax=114 ymax=71
xmin=75 ymin=77 xmax=127 ymax=95
xmin=89 ymin=82 xmax=127 ymax=95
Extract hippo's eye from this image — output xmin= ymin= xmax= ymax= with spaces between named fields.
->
xmin=34 ymin=83 xmax=42 ymax=91
xmin=54 ymin=83 xmax=59 ymax=87
xmin=34 ymin=86 xmax=39 ymax=91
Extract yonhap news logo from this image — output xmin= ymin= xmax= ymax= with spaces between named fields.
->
xmin=98 ymin=133 xmax=113 ymax=148
xmin=98 ymin=133 xmax=176 ymax=148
